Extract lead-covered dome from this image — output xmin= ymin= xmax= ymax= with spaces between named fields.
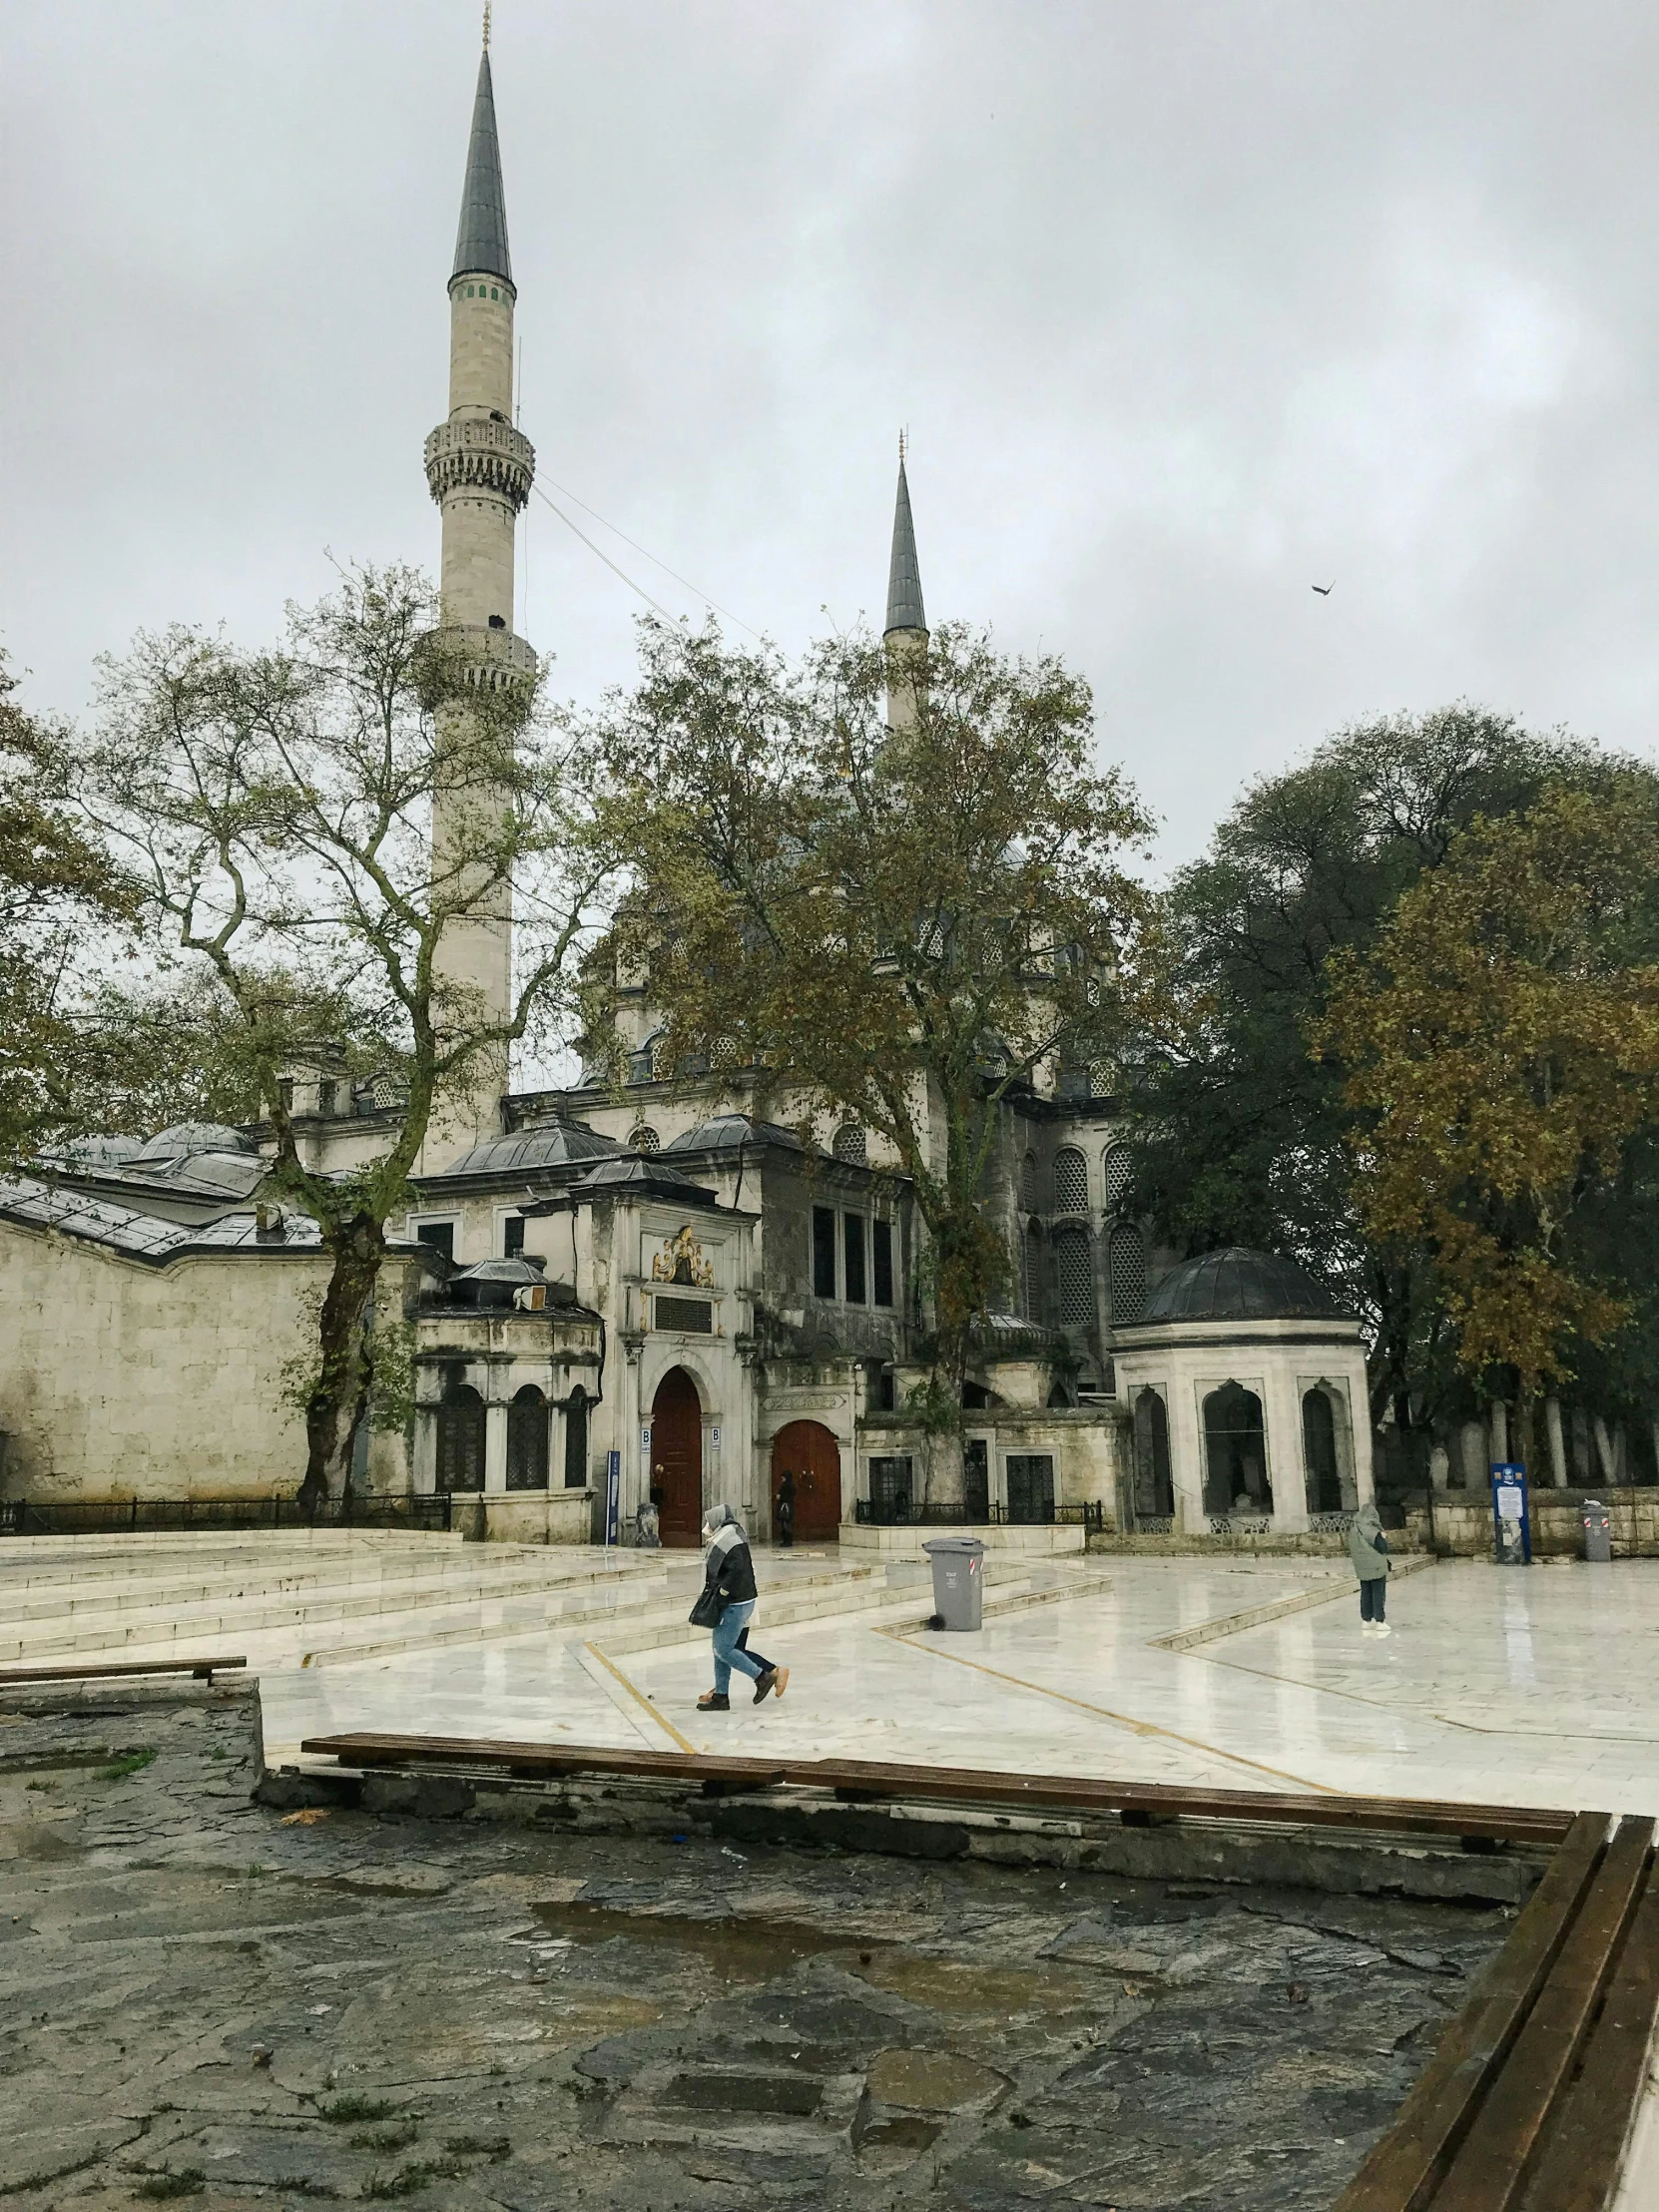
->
xmin=440 ymin=1120 xmax=622 ymax=1177
xmin=135 ymin=1122 xmax=254 ymax=1163
xmin=1141 ymin=1247 xmax=1348 ymax=1325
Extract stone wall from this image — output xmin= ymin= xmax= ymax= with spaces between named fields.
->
xmin=0 ymin=1219 xmax=408 ymax=1501
xmin=1425 ymin=1485 xmax=1659 ymax=1559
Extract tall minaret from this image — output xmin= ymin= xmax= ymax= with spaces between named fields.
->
xmin=883 ymin=435 xmax=927 ymax=730
xmin=422 ymin=24 xmax=536 ymax=1153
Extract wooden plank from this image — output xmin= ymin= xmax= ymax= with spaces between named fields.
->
xmin=1432 ymin=1817 xmax=1653 ymax=2211
xmin=296 ymin=1732 xmax=1572 ymax=1845
xmin=300 ymin=1732 xmax=788 ymax=1787
xmin=1334 ymin=1811 xmax=1610 ymax=2212
xmin=0 ymin=1657 xmax=248 ymax=1685
xmin=1517 ymin=1849 xmax=1659 ymax=2212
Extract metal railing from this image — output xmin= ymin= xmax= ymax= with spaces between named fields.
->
xmin=0 ymin=1493 xmax=453 ymax=1537
xmin=854 ymin=1498 xmax=1105 ymax=1534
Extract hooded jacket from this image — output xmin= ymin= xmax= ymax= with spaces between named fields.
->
xmin=1347 ymin=1502 xmax=1390 ymax=1583
xmin=700 ymin=1503 xmax=758 ymax=1609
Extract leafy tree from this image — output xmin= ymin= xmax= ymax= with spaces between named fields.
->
xmin=0 ymin=654 xmax=139 ymax=1165
xmin=1319 ymin=783 xmax=1659 ymax=1428
xmin=588 ymin=618 xmax=1159 ymax=1493
xmin=78 ymin=564 xmax=608 ymax=1515
xmin=1122 ymin=705 xmax=1633 ymax=1441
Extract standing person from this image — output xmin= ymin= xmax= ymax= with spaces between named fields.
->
xmin=691 ymin=1504 xmax=789 ymax=1712
xmin=775 ymin=1469 xmax=797 ymax=1548
xmin=1348 ymin=1501 xmax=1391 ymax=1636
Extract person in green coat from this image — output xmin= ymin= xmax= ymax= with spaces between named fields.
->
xmin=1348 ymin=1501 xmax=1391 ymax=1637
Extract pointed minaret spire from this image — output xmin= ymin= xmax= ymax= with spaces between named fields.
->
xmin=452 ymin=40 xmax=513 ymax=285
xmin=884 ymin=431 xmax=927 ymax=639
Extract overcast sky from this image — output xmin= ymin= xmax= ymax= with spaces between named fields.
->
xmin=4 ymin=1 xmax=1657 ymax=870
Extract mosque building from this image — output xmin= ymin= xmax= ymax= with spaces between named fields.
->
xmin=0 ymin=37 xmax=1375 ymax=1549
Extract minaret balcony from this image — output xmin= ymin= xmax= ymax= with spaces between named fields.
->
xmin=416 ymin=623 xmax=538 ymax=699
xmin=424 ymin=418 xmax=535 ymax=512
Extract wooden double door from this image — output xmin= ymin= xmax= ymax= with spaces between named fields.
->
xmin=770 ymin=1420 xmax=841 ymax=1543
xmin=651 ymin=1368 xmax=704 ymax=1547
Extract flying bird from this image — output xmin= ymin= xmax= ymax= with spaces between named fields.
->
xmin=1312 ymin=580 xmax=1335 ymax=596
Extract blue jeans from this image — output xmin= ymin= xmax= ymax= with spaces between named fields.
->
xmin=712 ymin=1599 xmax=764 ymax=1693
xmin=1360 ymin=1577 xmax=1386 ymax=1622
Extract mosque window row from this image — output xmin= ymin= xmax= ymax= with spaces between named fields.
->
xmin=812 ymin=1206 xmax=895 ymax=1308
xmin=1018 ymin=1141 xmax=1139 ymax=1218
xmin=459 ymin=282 xmax=505 ymax=300
xmin=1018 ymin=1217 xmax=1148 ymax=1329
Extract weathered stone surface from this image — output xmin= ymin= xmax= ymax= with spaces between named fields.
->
xmin=0 ymin=1680 xmax=1521 ymax=2210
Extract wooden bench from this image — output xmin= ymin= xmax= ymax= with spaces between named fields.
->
xmin=0 ymin=1656 xmax=249 ymax=1687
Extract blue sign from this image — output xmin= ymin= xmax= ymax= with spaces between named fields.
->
xmin=604 ymin=1449 xmax=622 ymax=1547
xmin=1490 ymin=1462 xmax=1531 ymax=1566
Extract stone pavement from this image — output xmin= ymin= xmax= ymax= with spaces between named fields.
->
xmin=0 ymin=1678 xmax=1515 ymax=2211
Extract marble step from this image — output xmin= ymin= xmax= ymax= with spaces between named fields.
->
xmin=1 ymin=1549 xmax=667 ymax=1622
xmin=0 ymin=1566 xmax=681 ymax=1664
xmin=0 ymin=1554 xmax=892 ymax=1667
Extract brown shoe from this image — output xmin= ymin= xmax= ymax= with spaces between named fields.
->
xmin=754 ymin=1665 xmax=790 ymax=1705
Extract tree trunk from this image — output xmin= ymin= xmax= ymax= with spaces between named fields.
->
xmin=1593 ymin=1413 xmax=1617 ymax=1485
xmin=1615 ymin=1420 xmax=1629 ymax=1484
xmin=1651 ymin=1413 xmax=1659 ymax=1487
xmin=1544 ymin=1396 xmax=1567 ymax=1488
xmin=1516 ymin=1396 xmax=1536 ymax=1481
xmin=296 ymin=1214 xmax=386 ymax=1520
xmin=922 ymin=1427 xmax=965 ymax=1510
xmin=1572 ymin=1404 xmax=1592 ymax=1482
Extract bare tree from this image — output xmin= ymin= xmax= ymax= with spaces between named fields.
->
xmin=81 ymin=564 xmax=611 ymax=1514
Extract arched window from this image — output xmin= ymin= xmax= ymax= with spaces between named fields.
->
xmin=1133 ymin=1389 xmax=1174 ymax=1519
xmin=1023 ymin=1221 xmax=1045 ymax=1325
xmin=563 ymin=1386 xmax=590 ymax=1489
xmin=506 ymin=1385 xmax=549 ymax=1490
xmin=832 ymin=1123 xmax=867 ymax=1165
xmin=1107 ymin=1226 xmax=1147 ymax=1324
xmin=1053 ymin=1147 xmax=1089 ymax=1215
xmin=1302 ymin=1387 xmax=1344 ymax=1513
xmin=435 ymin=1384 xmax=485 ymax=1493
xmin=1018 ymin=1149 xmax=1038 ymax=1212
xmin=1053 ymin=1225 xmax=1094 ymax=1329
xmin=1202 ymin=1382 xmax=1269 ymax=1517
xmin=631 ymin=1124 xmax=661 ymax=1154
xmin=1103 ymin=1143 xmax=1134 ymax=1215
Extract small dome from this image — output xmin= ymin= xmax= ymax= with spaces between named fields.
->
xmin=439 ymin=1120 xmax=623 ymax=1177
xmin=1141 ymin=1247 xmax=1349 ymax=1325
xmin=44 ymin=1134 xmax=145 ymax=1167
xmin=662 ymin=1113 xmax=803 ymax=1154
xmin=136 ymin=1121 xmax=254 ymax=1163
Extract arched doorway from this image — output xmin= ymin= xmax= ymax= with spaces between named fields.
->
xmin=771 ymin=1420 xmax=841 ymax=1543
xmin=651 ymin=1368 xmax=704 ymax=1546
xmin=1133 ymin=1389 xmax=1174 ymax=1519
xmin=1303 ymin=1387 xmax=1344 ymax=1512
xmin=1202 ymin=1382 xmax=1270 ymax=1516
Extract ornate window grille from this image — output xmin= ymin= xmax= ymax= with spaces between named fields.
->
xmin=1053 ymin=1147 xmax=1089 ymax=1215
xmin=1054 ymin=1225 xmax=1094 ymax=1328
xmin=1107 ymin=1225 xmax=1147 ymax=1323
xmin=832 ymin=1123 xmax=867 ymax=1165
xmin=1103 ymin=1143 xmax=1134 ymax=1214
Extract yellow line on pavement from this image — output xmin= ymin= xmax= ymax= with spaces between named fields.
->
xmin=878 ymin=1626 xmax=1335 ymax=1794
xmin=583 ymin=1641 xmax=697 ymax=1754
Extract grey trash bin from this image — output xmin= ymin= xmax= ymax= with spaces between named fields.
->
xmin=922 ymin=1536 xmax=985 ymax=1631
xmin=1583 ymin=1501 xmax=1612 ymax=1563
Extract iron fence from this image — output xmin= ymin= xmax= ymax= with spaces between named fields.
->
xmin=854 ymin=1497 xmax=1104 ymax=1534
xmin=0 ymin=1493 xmax=453 ymax=1537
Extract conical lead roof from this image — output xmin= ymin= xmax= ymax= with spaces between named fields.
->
xmin=884 ymin=453 xmax=926 ymax=636
xmin=452 ymin=49 xmax=513 ymax=285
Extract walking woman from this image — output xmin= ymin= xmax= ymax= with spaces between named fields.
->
xmin=1348 ymin=1501 xmax=1391 ymax=1637
xmin=693 ymin=1504 xmax=789 ymax=1711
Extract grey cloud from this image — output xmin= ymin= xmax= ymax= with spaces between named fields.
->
xmin=3 ymin=0 xmax=1657 ymax=868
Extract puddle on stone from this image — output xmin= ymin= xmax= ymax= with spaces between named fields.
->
xmin=660 ymin=2071 xmax=826 ymax=2115
xmin=532 ymin=1901 xmax=890 ymax=1984
xmin=852 ymin=1953 xmax=1099 ymax=2021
